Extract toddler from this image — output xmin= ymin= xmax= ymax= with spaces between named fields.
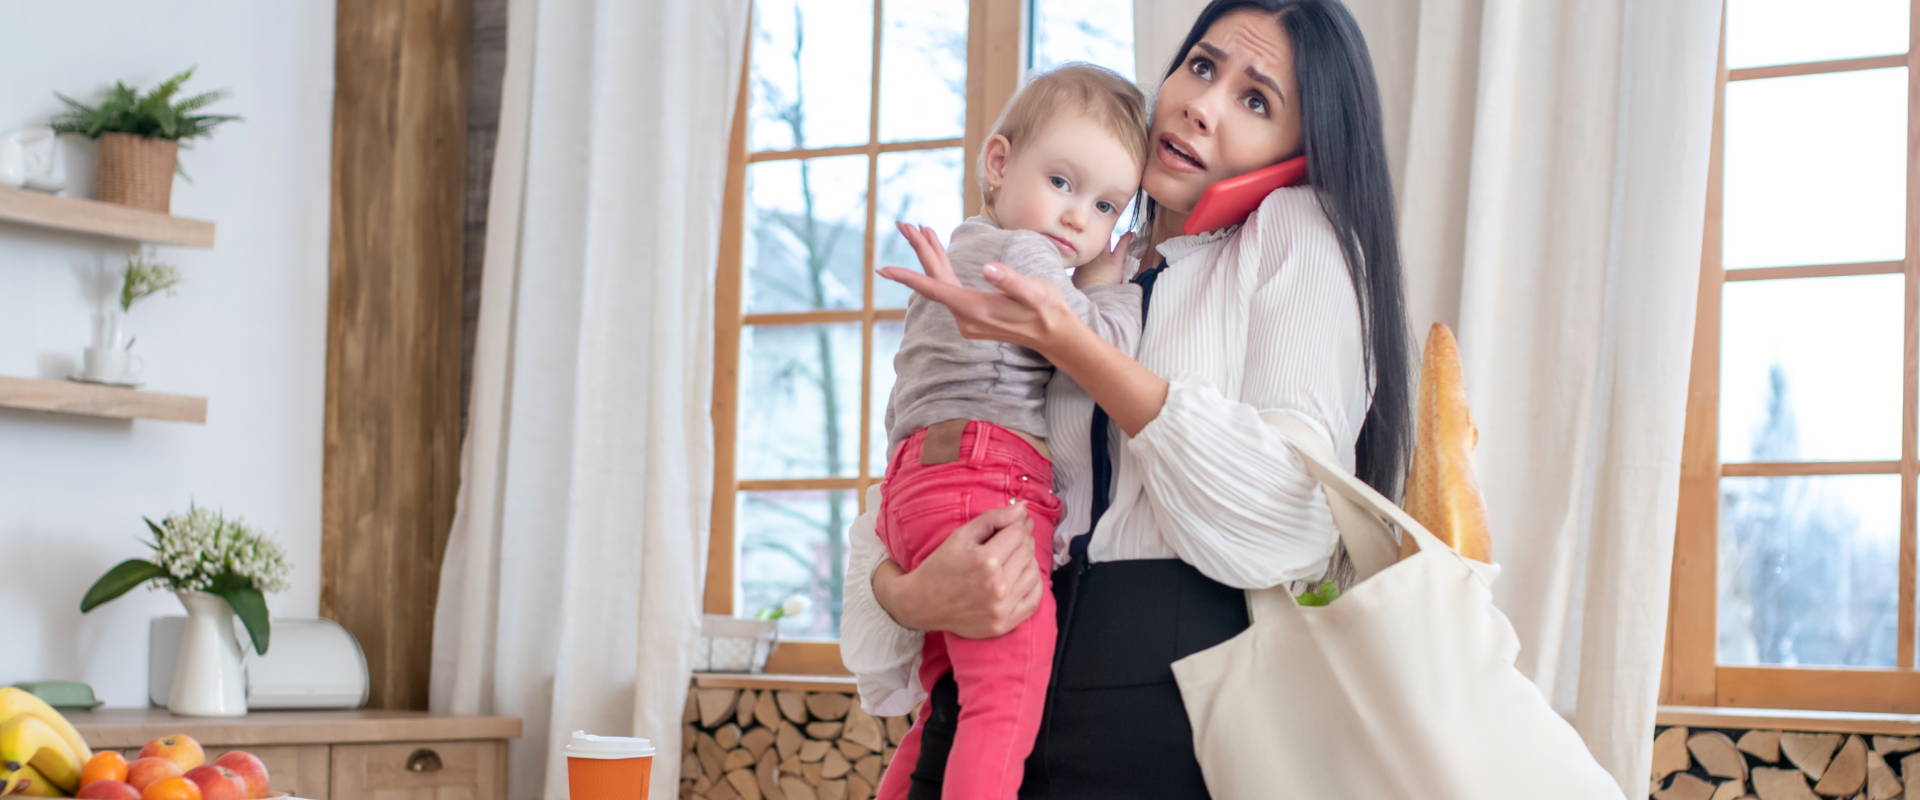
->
xmin=875 ymin=62 xmax=1148 ymax=800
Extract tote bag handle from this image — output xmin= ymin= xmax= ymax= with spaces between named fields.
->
xmin=1254 ymin=410 xmax=1488 ymax=621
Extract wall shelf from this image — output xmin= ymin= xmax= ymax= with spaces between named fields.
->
xmin=0 ymin=185 xmax=215 ymax=248
xmin=0 ymin=375 xmax=206 ymax=423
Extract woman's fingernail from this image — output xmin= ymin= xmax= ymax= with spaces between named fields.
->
xmin=983 ymin=264 xmax=1001 ymax=278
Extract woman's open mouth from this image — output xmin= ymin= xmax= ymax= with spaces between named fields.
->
xmin=1159 ymin=134 xmax=1206 ymax=173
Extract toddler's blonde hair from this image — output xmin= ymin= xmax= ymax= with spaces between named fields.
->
xmin=982 ymin=63 xmax=1148 ymax=207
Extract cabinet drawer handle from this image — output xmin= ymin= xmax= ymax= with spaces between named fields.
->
xmin=405 ymin=748 xmax=444 ymax=773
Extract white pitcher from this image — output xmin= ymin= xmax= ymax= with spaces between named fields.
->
xmin=168 ymin=591 xmax=249 ymax=717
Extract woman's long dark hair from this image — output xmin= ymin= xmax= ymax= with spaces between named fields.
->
xmin=1152 ymin=0 xmax=1412 ymax=502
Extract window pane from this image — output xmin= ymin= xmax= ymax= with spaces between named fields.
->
xmin=751 ymin=0 xmax=873 ymax=151
xmin=874 ymin=148 xmax=966 ymax=308
xmin=1722 ymin=68 xmax=1907 ymax=270
xmin=1717 ymin=475 xmax=1898 ymax=667
xmin=1727 ymin=0 xmax=1909 ymax=70
xmin=738 ymin=323 xmax=866 ymax=479
xmin=1031 ymin=0 xmax=1136 ymax=82
xmin=872 ymin=320 xmax=906 ymax=472
xmin=746 ymin=156 xmax=870 ymax=314
xmin=738 ymin=489 xmax=857 ymax=639
xmin=880 ymin=0 xmax=968 ymax=142
xmin=1720 ymin=275 xmax=1903 ymax=462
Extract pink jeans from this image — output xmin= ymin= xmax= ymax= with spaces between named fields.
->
xmin=874 ymin=420 xmax=1062 ymax=800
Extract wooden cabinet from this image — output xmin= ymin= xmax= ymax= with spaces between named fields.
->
xmin=71 ymin=709 xmax=519 ymax=800
xmin=330 ymin=741 xmax=506 ymax=800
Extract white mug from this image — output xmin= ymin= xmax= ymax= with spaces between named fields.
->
xmin=82 ymin=346 xmax=143 ymax=384
xmin=0 ymin=127 xmax=64 ymax=192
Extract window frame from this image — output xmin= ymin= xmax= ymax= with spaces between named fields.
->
xmin=1664 ymin=2 xmax=1920 ymax=712
xmin=706 ymin=0 xmax=1028 ymax=675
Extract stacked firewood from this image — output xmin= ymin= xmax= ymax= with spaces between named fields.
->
xmin=1649 ymin=726 xmax=1915 ymax=800
xmin=679 ymin=686 xmax=912 ymax=800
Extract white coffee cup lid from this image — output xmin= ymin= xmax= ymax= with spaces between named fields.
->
xmin=565 ymin=730 xmax=656 ymax=759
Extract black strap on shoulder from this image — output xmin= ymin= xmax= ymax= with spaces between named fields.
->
xmin=1072 ymin=259 xmax=1169 ymax=567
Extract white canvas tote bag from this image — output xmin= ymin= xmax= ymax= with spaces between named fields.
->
xmin=1171 ymin=410 xmax=1626 ymax=799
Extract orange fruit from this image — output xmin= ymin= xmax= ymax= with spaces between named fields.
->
xmin=141 ymin=776 xmax=203 ymax=800
xmin=83 ymin=751 xmax=132 ymax=786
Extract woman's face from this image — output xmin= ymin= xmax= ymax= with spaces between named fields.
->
xmin=1143 ymin=9 xmax=1305 ymax=215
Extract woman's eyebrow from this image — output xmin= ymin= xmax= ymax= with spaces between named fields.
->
xmin=1196 ymin=40 xmax=1287 ymax=106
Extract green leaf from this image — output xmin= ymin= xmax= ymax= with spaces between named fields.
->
xmin=143 ymin=516 xmax=167 ymax=546
xmin=45 ymin=66 xmax=236 ymax=143
xmin=211 ymin=574 xmax=271 ymax=655
xmin=80 ymin=559 xmax=166 ymax=612
xmin=1295 ymin=579 xmax=1341 ymax=607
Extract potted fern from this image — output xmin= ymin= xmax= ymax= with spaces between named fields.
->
xmin=49 ymin=67 xmax=240 ymax=213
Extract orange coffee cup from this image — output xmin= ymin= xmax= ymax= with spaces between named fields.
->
xmin=565 ymin=730 xmax=655 ymax=800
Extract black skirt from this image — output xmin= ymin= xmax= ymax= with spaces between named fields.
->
xmin=905 ymin=557 xmax=1251 ymax=799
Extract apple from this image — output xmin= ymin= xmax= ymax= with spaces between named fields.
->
xmin=140 ymin=734 xmax=207 ymax=771
xmin=126 ymin=757 xmax=185 ymax=791
xmin=183 ymin=765 xmax=247 ymax=800
xmin=210 ymin=751 xmax=270 ymax=798
xmin=77 ymin=780 xmax=144 ymax=800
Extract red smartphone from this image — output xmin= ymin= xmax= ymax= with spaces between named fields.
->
xmin=1181 ymin=156 xmax=1308 ymax=235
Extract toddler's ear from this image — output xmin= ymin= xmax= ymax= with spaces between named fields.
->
xmin=981 ymin=134 xmax=1013 ymax=186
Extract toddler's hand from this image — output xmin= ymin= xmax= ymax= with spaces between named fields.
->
xmin=1073 ymin=232 xmax=1134 ymax=289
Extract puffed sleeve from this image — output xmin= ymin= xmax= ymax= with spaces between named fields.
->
xmin=1123 ymin=188 xmax=1371 ymax=588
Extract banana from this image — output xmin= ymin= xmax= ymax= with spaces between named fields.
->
xmin=0 ymin=689 xmax=90 ymax=764
xmin=2 ymin=763 xmax=67 ymax=796
xmin=0 ymin=715 xmax=81 ymax=794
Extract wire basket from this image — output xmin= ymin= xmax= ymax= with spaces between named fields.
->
xmin=692 ymin=614 xmax=778 ymax=673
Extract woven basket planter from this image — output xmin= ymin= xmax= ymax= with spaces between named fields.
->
xmin=95 ymin=132 xmax=179 ymax=212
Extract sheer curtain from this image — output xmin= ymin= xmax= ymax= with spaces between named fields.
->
xmin=1135 ymin=0 xmax=1722 ymax=789
xmin=429 ymin=1 xmax=749 ymax=797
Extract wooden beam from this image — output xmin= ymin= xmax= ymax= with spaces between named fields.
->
xmin=1901 ymin=0 xmax=1919 ymax=669
xmin=1728 ymin=53 xmax=1907 ymax=82
xmin=749 ymin=138 xmax=963 ymax=163
xmin=1718 ymin=667 xmax=1920 ymax=714
xmin=322 ymin=0 xmax=471 ymax=711
xmin=1723 ymin=260 xmax=1903 ymax=282
xmin=1667 ymin=13 xmax=1728 ymax=707
xmin=1721 ymin=460 xmax=1902 ymax=477
xmin=708 ymin=26 xmax=752 ymax=618
xmin=962 ymin=0 xmax=1025 ymax=216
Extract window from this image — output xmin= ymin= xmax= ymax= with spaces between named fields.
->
xmin=708 ymin=0 xmax=1135 ymax=674
xmin=710 ymin=0 xmax=998 ymax=674
xmin=1666 ymin=1 xmax=1918 ymax=712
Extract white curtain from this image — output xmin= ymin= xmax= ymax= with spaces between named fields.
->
xmin=430 ymin=1 xmax=748 ymax=798
xmin=1135 ymin=0 xmax=1722 ymax=791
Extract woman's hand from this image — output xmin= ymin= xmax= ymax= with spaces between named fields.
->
xmin=879 ymin=222 xmax=1076 ymax=353
xmin=871 ymin=500 xmax=1046 ymax=639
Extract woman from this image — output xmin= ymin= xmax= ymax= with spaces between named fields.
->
xmin=844 ymin=1 xmax=1412 ymax=796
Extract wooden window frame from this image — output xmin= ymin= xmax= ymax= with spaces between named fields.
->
xmin=1664 ymin=4 xmax=1920 ymax=712
xmin=706 ymin=0 xmax=1027 ymax=675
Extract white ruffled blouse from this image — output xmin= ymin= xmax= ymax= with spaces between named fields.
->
xmin=841 ymin=187 xmax=1372 ymax=715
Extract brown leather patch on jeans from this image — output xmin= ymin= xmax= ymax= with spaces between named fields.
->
xmin=919 ymin=419 xmax=969 ymax=465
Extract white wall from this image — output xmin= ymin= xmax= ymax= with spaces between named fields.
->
xmin=0 ymin=1 xmax=335 ymax=706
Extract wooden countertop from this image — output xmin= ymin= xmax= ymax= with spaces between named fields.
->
xmin=68 ymin=709 xmax=521 ymax=749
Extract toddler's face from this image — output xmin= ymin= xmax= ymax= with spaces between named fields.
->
xmin=990 ymin=114 xmax=1142 ymax=267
